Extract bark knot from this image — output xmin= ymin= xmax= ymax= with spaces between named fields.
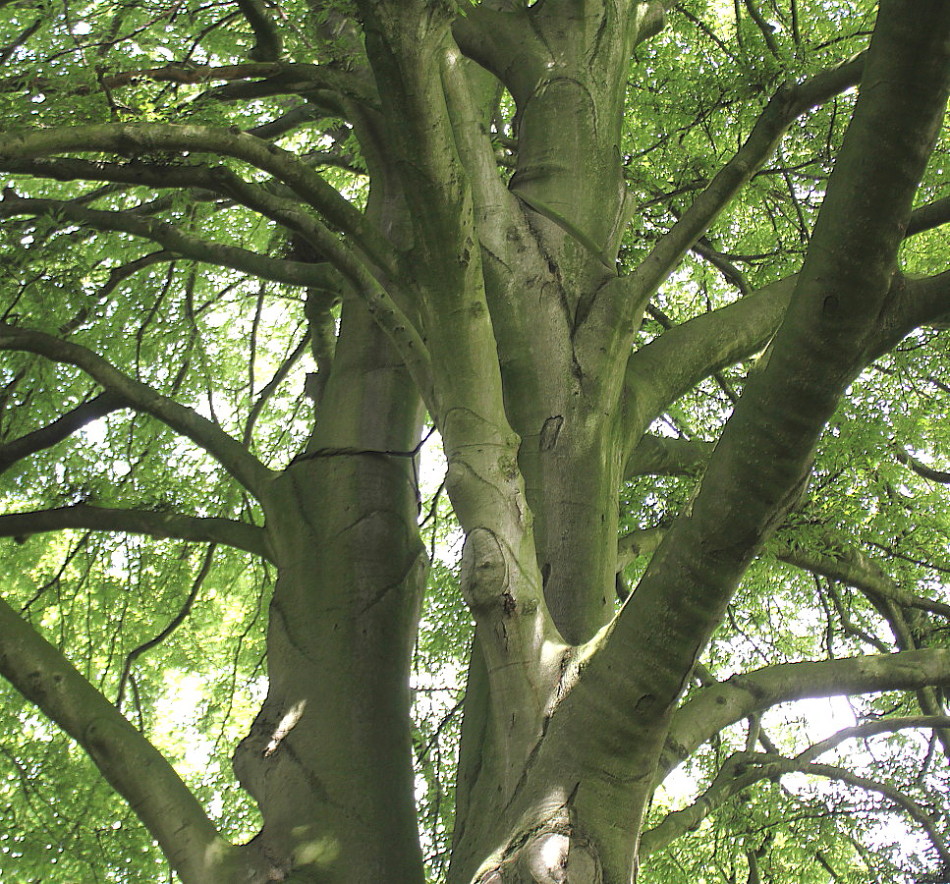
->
xmin=520 ymin=830 xmax=601 ymax=883
xmin=460 ymin=527 xmax=509 ymax=612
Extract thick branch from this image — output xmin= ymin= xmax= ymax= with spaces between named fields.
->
xmin=775 ymin=537 xmax=950 ymax=620
xmin=3 ymin=62 xmax=370 ymax=106
xmin=906 ymin=195 xmax=950 ymax=237
xmin=617 ymin=526 xmax=666 ymax=570
xmin=0 ymin=505 xmax=272 ymax=562
xmin=0 ymin=122 xmax=390 ymax=267
xmin=0 ymin=593 xmax=237 ymax=881
xmin=624 ymin=434 xmax=714 ymax=478
xmin=661 ymin=649 xmax=950 ymax=782
xmin=874 ymin=270 xmax=950 ymax=352
xmin=0 ymin=190 xmax=431 ymax=406
xmin=594 ymin=2 xmax=950 ymax=730
xmin=625 ymin=209 xmax=950 ymax=451
xmin=234 ymin=0 xmax=283 ymax=61
xmin=0 ymin=192 xmax=345 ymax=291
xmin=0 ymin=324 xmax=274 ymax=496
xmin=1 ymin=157 xmax=396 ymax=279
xmin=895 ymin=448 xmax=950 ymax=483
xmin=623 ymin=275 xmax=796 ymax=449
xmin=644 ymin=744 xmax=950 ymax=863
xmin=0 ymin=391 xmax=127 ymax=474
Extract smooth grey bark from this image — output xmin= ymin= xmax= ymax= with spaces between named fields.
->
xmin=0 ymin=593 xmax=248 ymax=883
xmin=233 ymin=299 xmax=429 ymax=883
xmin=445 ymin=3 xmax=950 ymax=881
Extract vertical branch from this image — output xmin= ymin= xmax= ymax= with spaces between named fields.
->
xmin=356 ymin=0 xmax=562 ymax=778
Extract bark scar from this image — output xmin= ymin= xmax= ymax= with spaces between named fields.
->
xmin=540 ymin=415 xmax=564 ymax=451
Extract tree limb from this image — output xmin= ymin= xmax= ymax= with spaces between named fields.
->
xmin=595 ymin=1 xmax=950 ymax=739
xmin=625 ymin=434 xmax=715 ymax=478
xmin=0 ymin=122 xmax=389 ymax=267
xmin=0 ymin=192 xmax=347 ymax=292
xmin=0 ymin=157 xmax=396 ymax=279
xmin=0 ymin=190 xmax=432 ymax=405
xmin=624 ymin=52 xmax=865 ymax=310
xmin=617 ymin=526 xmax=666 ymax=570
xmin=644 ymin=742 xmax=950 ymax=863
xmin=623 ymin=275 xmax=796 ymax=447
xmin=0 ymin=324 xmax=275 ymax=496
xmin=0 ymin=391 xmax=127 ymax=474
xmin=661 ymin=649 xmax=950 ymax=783
xmin=0 ymin=592 xmax=238 ymax=881
xmin=0 ymin=505 xmax=272 ymax=562
xmin=895 ymin=448 xmax=950 ymax=483
xmin=625 ymin=209 xmax=950 ymax=454
xmin=775 ymin=536 xmax=950 ymax=620
xmin=234 ymin=0 xmax=283 ymax=61
xmin=906 ymin=195 xmax=950 ymax=237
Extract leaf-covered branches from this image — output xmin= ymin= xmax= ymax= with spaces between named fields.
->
xmin=0 ymin=323 xmax=274 ymax=495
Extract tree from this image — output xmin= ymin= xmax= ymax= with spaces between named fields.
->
xmin=0 ymin=0 xmax=948 ymax=880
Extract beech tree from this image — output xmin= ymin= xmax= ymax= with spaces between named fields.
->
xmin=1 ymin=0 xmax=950 ymax=880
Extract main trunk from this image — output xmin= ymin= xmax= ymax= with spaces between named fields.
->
xmin=232 ymin=301 xmax=428 ymax=882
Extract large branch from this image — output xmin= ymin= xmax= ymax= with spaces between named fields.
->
xmin=643 ymin=739 xmax=950 ymax=862
xmin=1 ymin=156 xmax=397 ymax=279
xmin=0 ymin=191 xmax=431 ymax=405
xmin=233 ymin=0 xmax=283 ymax=61
xmin=0 ymin=192 xmax=346 ymax=291
xmin=624 ymin=434 xmax=714 ymax=478
xmin=776 ymin=536 xmax=950 ymax=620
xmin=623 ymin=275 xmax=796 ymax=443
xmin=906 ymin=195 xmax=950 ymax=237
xmin=0 ymin=391 xmax=127 ymax=474
xmin=0 ymin=593 xmax=238 ymax=881
xmin=358 ymin=1 xmax=560 ymax=766
xmin=2 ymin=62 xmax=372 ymax=107
xmin=0 ymin=122 xmax=392 ymax=268
xmin=624 ymin=52 xmax=865 ymax=311
xmin=660 ymin=649 xmax=950 ymax=783
xmin=887 ymin=269 xmax=950 ymax=336
xmin=0 ymin=324 xmax=274 ymax=496
xmin=0 ymin=505 xmax=272 ymax=562
xmin=895 ymin=447 xmax=950 ymax=483
xmin=625 ymin=208 xmax=950 ymax=452
xmin=568 ymin=0 xmax=950 ymax=777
